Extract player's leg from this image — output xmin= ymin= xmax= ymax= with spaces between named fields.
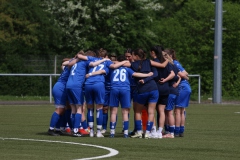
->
xmin=85 ymin=84 xmax=95 ymax=137
xmin=174 ymin=107 xmax=181 ymax=137
xmin=109 ymin=107 xmax=118 ymax=138
xmin=48 ymin=83 xmax=66 ymax=136
xmin=79 ymin=102 xmax=89 ymax=135
xmin=119 ymin=89 xmax=131 ymax=138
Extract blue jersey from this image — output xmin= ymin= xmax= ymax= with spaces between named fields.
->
xmin=173 ymin=60 xmax=185 ymax=72
xmin=105 ymin=60 xmax=114 ymax=90
xmin=173 ymin=60 xmax=188 ymax=83
xmin=52 ymin=66 xmax=70 ymax=106
xmin=110 ymin=67 xmax=134 ymax=89
xmin=57 ymin=66 xmax=70 ymax=85
xmin=169 ymin=63 xmax=180 ymax=95
xmin=109 ymin=66 xmax=133 ymax=108
xmin=66 ymin=60 xmax=88 ymax=89
xmin=131 ymin=59 xmax=158 ymax=94
xmin=84 ymin=57 xmax=109 ymax=85
xmin=173 ymin=60 xmax=191 ymax=107
xmin=153 ymin=58 xmax=172 ymax=95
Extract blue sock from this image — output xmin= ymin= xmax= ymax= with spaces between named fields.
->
xmin=123 ymin=121 xmax=129 ymax=131
xmin=56 ymin=115 xmax=64 ymax=129
xmin=102 ymin=113 xmax=108 ymax=130
xmin=164 ymin=124 xmax=169 ymax=132
xmin=81 ymin=120 xmax=88 ymax=130
xmin=87 ymin=109 xmax=94 ymax=123
xmin=74 ymin=113 xmax=82 ymax=129
xmin=79 ymin=120 xmax=82 ymax=128
xmin=96 ymin=109 xmax=103 ymax=126
xmin=50 ymin=112 xmax=59 ymax=128
xmin=114 ymin=115 xmax=118 ymax=128
xmin=135 ymin=120 xmax=142 ymax=131
xmin=175 ymin=126 xmax=180 ymax=135
xmin=71 ymin=113 xmax=75 ymax=129
xmin=110 ymin=122 xmax=116 ymax=130
xmin=169 ymin=126 xmax=175 ymax=134
xmin=65 ymin=109 xmax=72 ymax=128
xmin=146 ymin=121 xmax=153 ymax=132
xmin=180 ymin=126 xmax=185 ymax=134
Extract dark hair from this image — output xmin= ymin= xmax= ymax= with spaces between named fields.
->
xmin=169 ymin=49 xmax=177 ymax=60
xmin=117 ymin=55 xmax=126 ymax=62
xmin=124 ymin=48 xmax=132 ymax=54
xmin=133 ymin=48 xmax=146 ymax=71
xmin=150 ymin=45 xmax=165 ymax=63
xmin=93 ymin=49 xmax=99 ymax=57
xmin=99 ymin=48 xmax=108 ymax=58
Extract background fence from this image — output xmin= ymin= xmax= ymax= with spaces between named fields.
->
xmin=0 ymin=73 xmax=201 ymax=104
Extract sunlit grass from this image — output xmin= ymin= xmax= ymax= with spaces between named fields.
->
xmin=0 ymin=104 xmax=240 ymax=160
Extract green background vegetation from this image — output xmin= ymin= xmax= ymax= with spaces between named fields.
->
xmin=0 ymin=0 xmax=240 ymax=99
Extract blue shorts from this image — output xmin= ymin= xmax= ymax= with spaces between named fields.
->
xmin=67 ymin=88 xmax=84 ymax=105
xmin=85 ymin=83 xmax=105 ymax=105
xmin=52 ymin=82 xmax=67 ymax=108
xmin=176 ymin=82 xmax=191 ymax=108
xmin=104 ymin=88 xmax=110 ymax=107
xmin=109 ymin=88 xmax=131 ymax=108
xmin=165 ymin=94 xmax=177 ymax=111
xmin=136 ymin=90 xmax=159 ymax=105
xmin=131 ymin=86 xmax=138 ymax=103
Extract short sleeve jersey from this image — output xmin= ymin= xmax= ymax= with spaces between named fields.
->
xmin=66 ymin=60 xmax=88 ymax=89
xmin=110 ymin=66 xmax=134 ymax=89
xmin=173 ymin=60 xmax=187 ymax=82
xmin=84 ymin=57 xmax=109 ymax=85
xmin=131 ymin=59 xmax=158 ymax=93
xmin=104 ymin=60 xmax=114 ymax=89
xmin=153 ymin=58 xmax=173 ymax=95
xmin=169 ymin=63 xmax=180 ymax=95
xmin=57 ymin=66 xmax=70 ymax=85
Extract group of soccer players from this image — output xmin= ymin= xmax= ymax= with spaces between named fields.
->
xmin=47 ymin=46 xmax=191 ymax=139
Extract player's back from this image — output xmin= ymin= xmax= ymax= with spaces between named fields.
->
xmin=66 ymin=60 xmax=88 ymax=89
xmin=110 ymin=66 xmax=133 ymax=89
xmin=85 ymin=58 xmax=108 ymax=85
xmin=57 ymin=66 xmax=70 ymax=85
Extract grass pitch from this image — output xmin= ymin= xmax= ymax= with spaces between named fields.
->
xmin=0 ymin=104 xmax=240 ymax=160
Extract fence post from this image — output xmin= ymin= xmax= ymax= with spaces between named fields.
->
xmin=198 ymin=75 xmax=201 ymax=104
xmin=50 ymin=75 xmax=52 ymax=103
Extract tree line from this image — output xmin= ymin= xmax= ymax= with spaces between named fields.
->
xmin=0 ymin=0 xmax=240 ymax=98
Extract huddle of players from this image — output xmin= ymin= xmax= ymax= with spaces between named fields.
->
xmin=48 ymin=46 xmax=191 ymax=139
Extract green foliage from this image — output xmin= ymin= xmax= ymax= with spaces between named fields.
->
xmin=155 ymin=0 xmax=240 ymax=97
xmin=42 ymin=0 xmax=163 ymax=54
xmin=155 ymin=0 xmax=215 ymax=95
xmin=1 ymin=0 xmax=240 ymax=98
xmin=0 ymin=0 xmax=63 ymax=57
xmin=221 ymin=2 xmax=240 ymax=96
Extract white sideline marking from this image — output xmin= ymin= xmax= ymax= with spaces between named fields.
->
xmin=234 ymin=112 xmax=240 ymax=114
xmin=0 ymin=137 xmax=119 ymax=160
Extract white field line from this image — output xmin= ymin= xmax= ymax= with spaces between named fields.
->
xmin=0 ymin=137 xmax=119 ymax=160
